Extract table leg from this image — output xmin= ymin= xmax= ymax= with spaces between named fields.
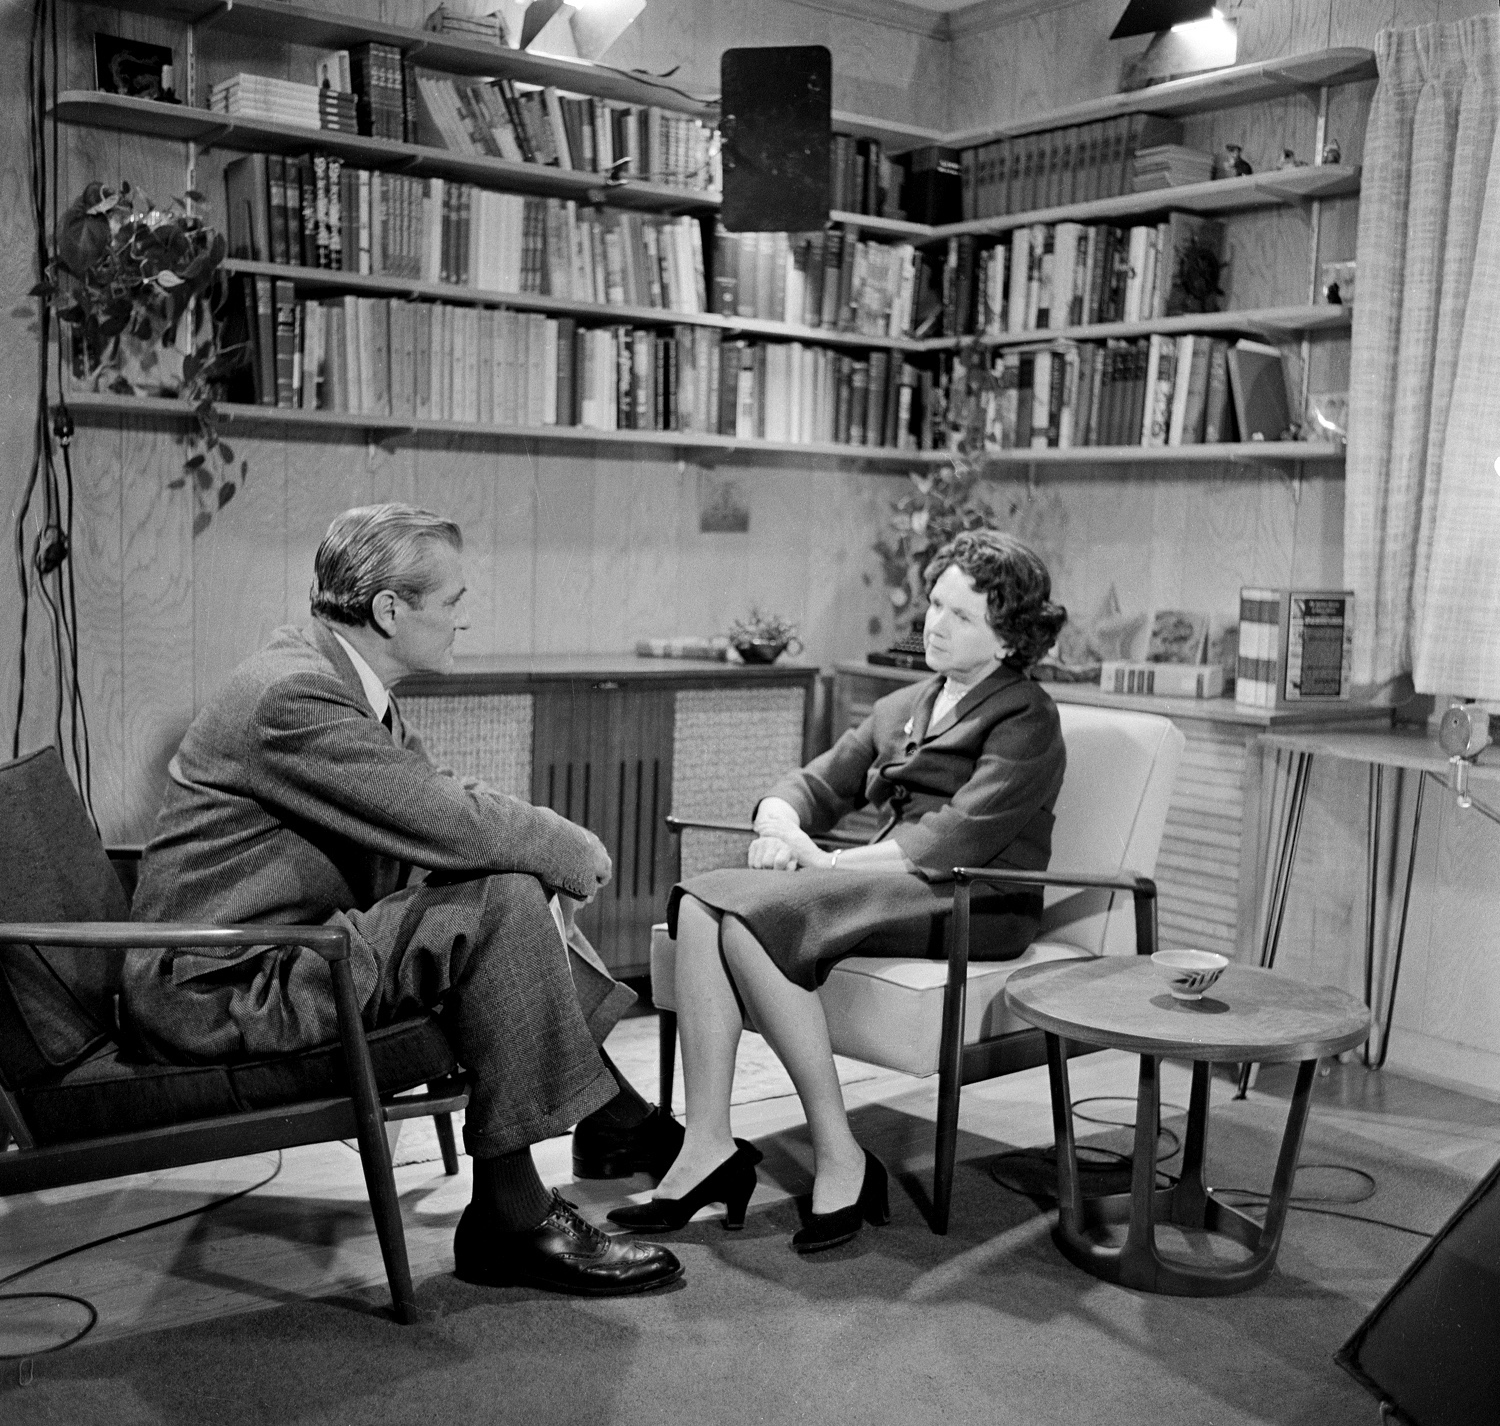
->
xmin=1365 ymin=769 xmax=1426 ymax=1070
xmin=1237 ymin=749 xmax=1313 ymax=1099
xmin=1047 ymin=1053 xmax=1323 ymax=1297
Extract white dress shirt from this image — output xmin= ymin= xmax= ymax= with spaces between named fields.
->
xmin=329 ymin=628 xmax=390 ymax=723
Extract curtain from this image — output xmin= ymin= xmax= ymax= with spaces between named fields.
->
xmin=1345 ymin=15 xmax=1500 ymax=699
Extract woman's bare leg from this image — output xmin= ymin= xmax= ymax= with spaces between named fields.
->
xmin=653 ymin=895 xmax=745 ymax=1198
xmin=718 ymin=915 xmax=866 ymax=1215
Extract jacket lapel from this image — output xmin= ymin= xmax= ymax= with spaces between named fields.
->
xmin=902 ymin=677 xmax=944 ymax=747
xmin=924 ymin=665 xmax=1024 ymax=741
xmin=307 ymin=621 xmax=387 ymax=730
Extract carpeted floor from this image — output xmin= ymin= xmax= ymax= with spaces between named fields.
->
xmin=3 ymin=1090 xmax=1472 ymax=1426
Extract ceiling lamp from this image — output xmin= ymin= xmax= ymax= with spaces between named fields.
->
xmin=1109 ymin=0 xmax=1217 ymax=40
xmin=1113 ymin=2 xmax=1236 ymax=89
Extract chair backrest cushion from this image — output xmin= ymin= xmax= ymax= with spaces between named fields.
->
xmin=1039 ymin=704 xmax=1184 ymax=957
xmin=0 ymin=748 xmax=128 ymax=1077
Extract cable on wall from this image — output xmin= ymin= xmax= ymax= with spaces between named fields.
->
xmin=13 ymin=0 xmax=95 ymax=826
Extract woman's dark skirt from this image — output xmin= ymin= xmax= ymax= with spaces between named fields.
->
xmin=667 ymin=867 xmax=1043 ymax=992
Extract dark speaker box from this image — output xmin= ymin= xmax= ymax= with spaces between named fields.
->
xmin=719 ymin=45 xmax=830 ymax=232
xmin=1336 ymin=1152 xmax=1500 ymax=1425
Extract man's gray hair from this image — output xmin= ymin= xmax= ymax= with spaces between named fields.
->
xmin=310 ymin=503 xmax=462 ymax=628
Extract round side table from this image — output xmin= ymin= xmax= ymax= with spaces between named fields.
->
xmin=1003 ymin=957 xmax=1370 ymax=1296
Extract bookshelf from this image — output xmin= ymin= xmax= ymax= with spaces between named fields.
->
xmin=51 ymin=92 xmax=717 ymax=214
xmin=927 ymin=164 xmax=1361 ymax=242
xmin=51 ymin=4 xmax=1361 ymax=471
xmin=78 ymin=0 xmax=718 ymax=118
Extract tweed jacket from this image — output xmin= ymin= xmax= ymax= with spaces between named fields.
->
xmin=124 ymin=622 xmax=600 ymax=998
xmin=763 ymin=664 xmax=1065 ymax=880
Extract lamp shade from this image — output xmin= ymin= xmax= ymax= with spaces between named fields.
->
xmin=1109 ymin=0 xmax=1216 ymax=40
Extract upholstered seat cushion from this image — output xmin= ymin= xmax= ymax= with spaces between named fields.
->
xmin=0 ymin=747 xmax=129 ymax=1070
xmin=16 ymin=1014 xmax=457 ymax=1146
xmin=649 ymin=923 xmax=1091 ymax=1079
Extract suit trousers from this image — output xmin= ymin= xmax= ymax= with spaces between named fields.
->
xmin=127 ymin=872 xmax=632 ymax=1158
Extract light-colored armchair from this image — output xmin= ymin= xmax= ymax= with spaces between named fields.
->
xmin=650 ymin=701 xmax=1186 ymax=1232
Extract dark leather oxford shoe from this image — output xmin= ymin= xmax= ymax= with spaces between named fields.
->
xmin=572 ymin=1104 xmax=686 ymax=1180
xmin=454 ymin=1193 xmax=684 ymax=1296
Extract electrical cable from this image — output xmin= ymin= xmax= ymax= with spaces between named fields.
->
xmin=13 ymin=0 xmax=95 ymax=827
xmin=987 ymin=1095 xmax=1434 ymax=1238
xmin=0 ymin=1152 xmax=284 ymax=1368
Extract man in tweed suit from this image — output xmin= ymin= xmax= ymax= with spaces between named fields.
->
xmin=123 ymin=504 xmax=682 ymax=1296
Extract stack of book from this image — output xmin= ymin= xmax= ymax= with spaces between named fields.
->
xmin=830 ymin=134 xmax=906 ymax=218
xmin=959 ymin=115 xmax=1183 ymax=220
xmin=1234 ymin=589 xmax=1355 ymax=708
xmin=227 ymin=281 xmax=930 ymax=450
xmin=411 ymin=69 xmax=717 ymax=189
xmin=935 ymin=329 xmax=1264 ymax=452
xmin=423 ymin=4 xmax=510 ymax=44
xmin=711 ymin=226 xmax=920 ymax=338
xmin=209 ymin=74 xmax=355 ymax=132
xmin=349 ymin=41 xmax=407 ymax=140
xmin=224 ymin=154 xmax=708 ymax=310
xmin=1132 ymin=144 xmax=1216 ymax=190
xmin=956 ymin=213 xmax=1224 ymax=338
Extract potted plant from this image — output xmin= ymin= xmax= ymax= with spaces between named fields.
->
xmin=872 ymin=340 xmax=997 ymax=645
xmin=42 ymin=180 xmax=245 ymax=532
xmin=729 ymin=609 xmax=803 ymax=664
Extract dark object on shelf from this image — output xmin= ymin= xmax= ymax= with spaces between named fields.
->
xmin=868 ymin=629 xmax=930 ymax=671
xmin=1109 ymin=0 xmax=1216 ymax=41
xmin=1337 ymin=1152 xmax=1500 ymax=1426
xmin=719 ymin=46 xmax=831 ymax=232
xmin=1278 ymin=147 xmax=1307 ymax=169
xmin=94 ymin=32 xmax=178 ymax=103
xmin=730 ymin=608 xmax=802 ymax=664
xmin=900 ymin=146 xmax=963 ymax=226
xmin=1322 ymin=137 xmax=1342 ymax=164
xmin=1221 ymin=142 xmax=1253 ymax=177
xmin=1174 ymin=229 xmax=1226 ymax=314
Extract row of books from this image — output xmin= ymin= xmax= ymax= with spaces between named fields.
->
xmin=939 ymin=332 xmax=1288 ymax=451
xmin=209 ymin=74 xmax=358 ymax=133
xmin=409 ymin=67 xmax=716 ymax=191
xmin=958 ymin=114 xmax=1184 ymax=220
xmin=229 ymin=279 xmax=931 ymax=448
xmin=961 ymin=213 xmax=1226 ymax=337
xmin=224 ymin=154 xmax=708 ymax=309
xmin=710 ymin=227 xmax=925 ymax=338
xmin=830 ymin=134 xmax=906 ymax=219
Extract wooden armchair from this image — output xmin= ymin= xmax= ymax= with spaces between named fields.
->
xmin=0 ymin=748 xmax=467 ymax=1324
xmin=650 ymin=702 xmax=1186 ymax=1233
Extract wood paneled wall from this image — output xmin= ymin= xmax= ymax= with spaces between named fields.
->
xmin=3 ymin=0 xmax=1497 ymax=1093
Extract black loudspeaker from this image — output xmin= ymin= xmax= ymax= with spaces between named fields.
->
xmin=1336 ymin=1152 xmax=1500 ymax=1425
xmin=719 ymin=45 xmax=830 ymax=232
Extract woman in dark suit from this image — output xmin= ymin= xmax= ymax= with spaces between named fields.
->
xmin=610 ymin=530 xmax=1068 ymax=1251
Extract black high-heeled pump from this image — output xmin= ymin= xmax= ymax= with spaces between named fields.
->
xmin=790 ymin=1150 xmax=890 ymax=1254
xmin=607 ymin=1140 xmax=763 ymax=1232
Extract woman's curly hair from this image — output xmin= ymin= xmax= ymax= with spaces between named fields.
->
xmin=923 ymin=529 xmax=1067 ymax=669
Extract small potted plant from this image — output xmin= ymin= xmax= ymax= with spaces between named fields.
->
xmin=41 ymin=180 xmax=245 ymax=531
xmin=729 ymin=609 xmax=803 ymax=664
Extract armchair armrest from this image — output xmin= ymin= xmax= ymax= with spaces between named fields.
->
xmin=664 ymin=816 xmax=865 ymax=849
xmin=951 ymin=865 xmax=1158 ymax=960
xmin=0 ymin=922 xmax=351 ymax=961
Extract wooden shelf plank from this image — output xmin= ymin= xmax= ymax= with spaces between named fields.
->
xmin=56 ymin=395 xmax=1343 ymax=469
xmin=89 ymin=0 xmax=716 ymax=118
xmin=221 ymin=260 xmax=931 ymax=352
xmin=922 ymin=303 xmax=1352 ymax=351
xmin=974 ymin=442 xmax=1345 ymax=466
xmin=52 ymin=92 xmax=720 ymax=215
xmin=928 ymin=164 xmax=1361 ymax=241
xmin=56 ymin=392 xmax=949 ymax=464
xmin=830 ymin=110 xmax=948 ymax=152
xmin=940 ymin=47 xmax=1378 ymax=149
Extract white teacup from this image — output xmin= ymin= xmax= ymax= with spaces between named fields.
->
xmin=1151 ymin=949 xmax=1229 ymax=1001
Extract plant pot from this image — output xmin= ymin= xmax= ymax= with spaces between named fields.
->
xmin=733 ymin=637 xmax=801 ymax=664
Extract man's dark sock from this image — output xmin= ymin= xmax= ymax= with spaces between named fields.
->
xmin=576 ymin=1046 xmax=652 ymax=1131
xmin=471 ymin=1148 xmax=553 ymax=1231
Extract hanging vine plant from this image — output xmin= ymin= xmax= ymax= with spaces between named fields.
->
xmin=39 ymin=180 xmax=248 ymax=534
